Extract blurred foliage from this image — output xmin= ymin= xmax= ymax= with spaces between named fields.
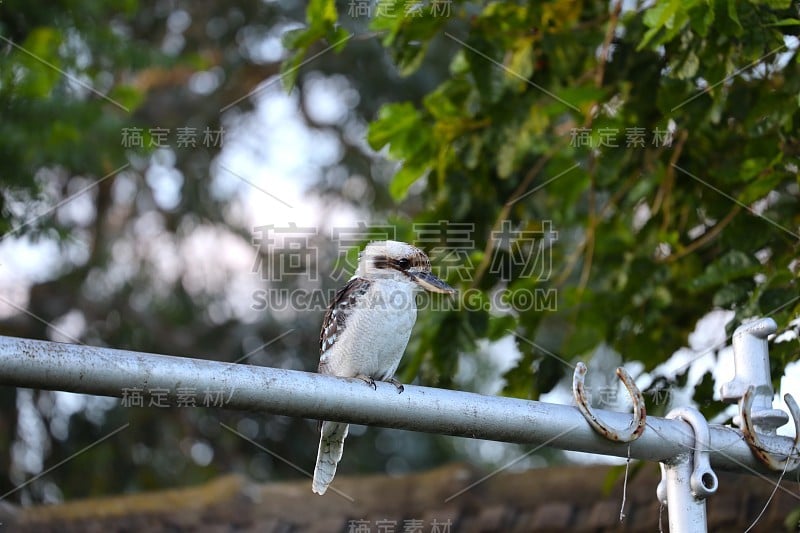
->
xmin=289 ymin=0 xmax=800 ymax=397
xmin=0 ymin=0 xmax=799 ymax=508
xmin=0 ymin=0 xmax=458 ymax=504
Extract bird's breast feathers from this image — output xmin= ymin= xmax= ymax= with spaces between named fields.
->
xmin=318 ymin=277 xmax=418 ymax=380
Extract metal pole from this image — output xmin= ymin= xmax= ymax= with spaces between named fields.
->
xmin=656 ymin=407 xmax=718 ymax=533
xmin=662 ymin=458 xmax=709 ymax=533
xmin=0 ymin=335 xmax=797 ymax=478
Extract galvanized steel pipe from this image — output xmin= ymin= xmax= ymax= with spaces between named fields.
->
xmin=0 ymin=335 xmax=796 ymax=477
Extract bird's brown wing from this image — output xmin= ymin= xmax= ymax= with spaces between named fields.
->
xmin=317 ymin=277 xmax=372 ymax=375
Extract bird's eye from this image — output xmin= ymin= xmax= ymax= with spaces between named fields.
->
xmin=397 ymin=258 xmax=410 ymax=269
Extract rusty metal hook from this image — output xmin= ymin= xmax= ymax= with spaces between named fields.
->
xmin=572 ymin=362 xmax=647 ymax=443
xmin=740 ymin=386 xmax=800 ymax=471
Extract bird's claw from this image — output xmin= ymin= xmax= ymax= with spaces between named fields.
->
xmin=355 ymin=374 xmax=377 ymax=390
xmin=354 ymin=375 xmax=404 ymax=393
xmin=387 ymin=378 xmax=405 ymax=394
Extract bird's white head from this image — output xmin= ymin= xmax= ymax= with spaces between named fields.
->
xmin=355 ymin=240 xmax=455 ymax=294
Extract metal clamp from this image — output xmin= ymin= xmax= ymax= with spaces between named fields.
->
xmin=656 ymin=463 xmax=669 ymax=506
xmin=720 ymin=317 xmax=800 ymax=471
xmin=741 ymin=387 xmax=800 ymax=471
xmin=720 ymin=318 xmax=788 ymax=431
xmin=572 ymin=362 xmax=646 ymax=443
xmin=658 ymin=406 xmax=718 ymax=500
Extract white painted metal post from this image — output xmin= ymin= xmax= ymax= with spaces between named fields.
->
xmin=657 ymin=407 xmax=718 ymax=533
xmin=660 ymin=459 xmax=709 ymax=533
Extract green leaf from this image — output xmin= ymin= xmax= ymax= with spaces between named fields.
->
xmin=643 ymin=0 xmax=679 ymax=29
xmin=712 ymin=281 xmax=750 ymax=307
xmin=765 ymin=18 xmax=800 ymax=27
xmin=369 ymin=0 xmax=405 ymax=41
xmin=367 ymin=103 xmax=421 ymax=151
xmin=465 ymin=36 xmax=505 ymax=104
xmin=487 ymin=314 xmax=517 ymax=341
xmin=770 ymin=338 xmax=799 ymax=368
xmin=423 ymin=80 xmax=470 ymax=120
xmin=306 ymin=0 xmax=338 ymax=29
xmin=17 ymin=27 xmax=64 ymax=97
xmin=464 ymin=134 xmax=484 ymax=170
xmin=725 ymin=0 xmax=744 ymax=35
xmin=282 ymin=28 xmax=319 ymax=51
xmin=564 ymin=332 xmax=604 ymax=360
xmin=502 ymin=349 xmax=536 ymax=399
xmin=329 ymin=27 xmax=351 ymax=51
xmin=673 ymin=51 xmax=700 ymax=80
xmin=688 ymin=1 xmax=715 ymax=36
xmin=504 ymin=36 xmax=535 ymax=90
xmin=737 ymin=172 xmax=785 ymax=205
xmin=389 ymin=162 xmax=429 ymax=201
xmin=694 ymin=371 xmax=726 ymax=419
xmin=280 ymin=48 xmax=308 ymax=90
xmin=496 ymin=140 xmax=516 ymax=179
xmin=689 ymin=250 xmax=759 ymax=291
xmin=785 ymin=508 xmax=800 ymax=531
xmin=639 ymin=0 xmax=681 ymax=49
xmin=751 ymin=0 xmax=792 ymax=8
xmin=108 ymin=85 xmax=145 ymax=111
xmin=24 ymin=26 xmax=62 ymax=58
xmin=536 ymin=354 xmax=564 ymax=396
xmin=552 ymin=86 xmax=606 ymax=113
xmin=468 ymin=307 xmax=490 ymax=338
xmin=280 ymin=0 xmax=348 ymax=88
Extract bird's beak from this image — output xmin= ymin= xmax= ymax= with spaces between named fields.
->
xmin=411 ymin=271 xmax=456 ymax=294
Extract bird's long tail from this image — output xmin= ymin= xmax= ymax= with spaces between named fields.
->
xmin=312 ymin=421 xmax=349 ymax=495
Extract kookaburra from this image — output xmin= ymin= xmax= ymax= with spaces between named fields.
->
xmin=312 ymin=240 xmax=455 ymax=495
